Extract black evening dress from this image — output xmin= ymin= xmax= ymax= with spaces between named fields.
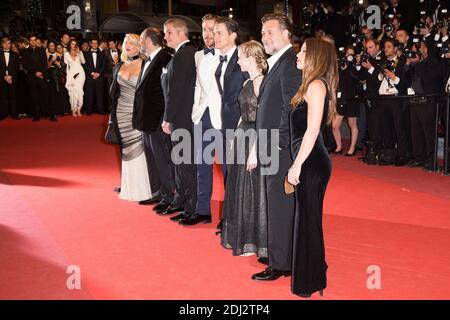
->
xmin=221 ymin=80 xmax=268 ymax=258
xmin=290 ymin=79 xmax=331 ymax=296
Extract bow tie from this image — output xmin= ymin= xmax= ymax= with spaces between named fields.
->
xmin=92 ymin=50 xmax=98 ymax=53
xmin=112 ymin=49 xmax=117 ymax=53
xmin=4 ymin=51 xmax=10 ymax=53
xmin=203 ymin=47 xmax=215 ymax=55
xmin=219 ymin=55 xmax=227 ymax=63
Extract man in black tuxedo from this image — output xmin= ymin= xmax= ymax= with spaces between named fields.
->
xmin=83 ymin=38 xmax=107 ymax=114
xmin=135 ymin=27 xmax=175 ymax=211
xmin=22 ymin=34 xmax=53 ymax=121
xmin=161 ymin=18 xmax=198 ymax=224
xmin=104 ymin=39 xmax=121 ymax=111
xmin=0 ymin=38 xmax=20 ymax=120
xmin=252 ymin=14 xmax=301 ymax=281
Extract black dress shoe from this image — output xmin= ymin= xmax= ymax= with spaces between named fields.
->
xmin=179 ymin=214 xmax=212 ymax=226
xmin=407 ymin=160 xmax=422 ymax=168
xmin=49 ymin=116 xmax=58 ymax=122
xmin=114 ymin=187 xmax=121 ymax=193
xmin=153 ymin=203 xmax=170 ymax=213
xmin=139 ymin=198 xmax=161 ymax=205
xmin=170 ymin=212 xmax=191 ymax=221
xmin=161 ymin=205 xmax=184 ymax=215
xmin=252 ymin=267 xmax=291 ymax=281
xmin=258 ymin=257 xmax=269 ymax=265
xmin=296 ymin=289 xmax=324 ymax=298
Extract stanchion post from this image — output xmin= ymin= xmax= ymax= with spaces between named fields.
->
xmin=433 ymin=98 xmax=440 ymax=172
xmin=444 ymin=94 xmax=450 ymax=175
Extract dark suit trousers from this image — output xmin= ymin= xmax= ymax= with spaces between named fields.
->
xmin=171 ymin=125 xmax=198 ymax=215
xmin=143 ymin=128 xmax=175 ymax=204
xmin=84 ymin=77 xmax=106 ymax=114
xmin=410 ymin=97 xmax=436 ymax=164
xmin=0 ymin=80 xmax=17 ymax=118
xmin=266 ymin=148 xmax=295 ymax=271
xmin=194 ymin=108 xmax=224 ymax=216
xmin=26 ymin=74 xmax=48 ymax=118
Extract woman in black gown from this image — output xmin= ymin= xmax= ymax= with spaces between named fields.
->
xmin=287 ymin=38 xmax=338 ymax=298
xmin=221 ymin=41 xmax=268 ymax=258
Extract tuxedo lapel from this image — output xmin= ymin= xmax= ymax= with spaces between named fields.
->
xmin=223 ymin=48 xmax=238 ymax=81
xmin=137 ymin=51 xmax=160 ymax=90
xmin=0 ymin=51 xmax=6 ymax=70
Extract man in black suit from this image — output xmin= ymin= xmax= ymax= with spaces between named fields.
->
xmin=104 ymin=39 xmax=121 ymax=111
xmin=83 ymin=38 xmax=107 ymax=114
xmin=252 ymin=14 xmax=301 ymax=281
xmin=0 ymin=38 xmax=20 ymax=120
xmin=22 ymin=34 xmax=54 ymax=121
xmin=135 ymin=27 xmax=175 ymax=211
xmin=161 ymin=17 xmax=198 ymax=224
xmin=211 ymin=16 xmax=248 ymax=230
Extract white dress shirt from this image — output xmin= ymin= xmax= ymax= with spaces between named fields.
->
xmin=218 ymin=46 xmax=237 ymax=89
xmin=267 ymin=43 xmax=292 ymax=72
xmin=4 ymin=51 xmax=10 ymax=75
xmin=92 ymin=50 xmax=98 ymax=68
xmin=175 ymin=40 xmax=190 ymax=53
xmin=142 ymin=47 xmax=162 ymax=78
xmin=110 ymin=49 xmax=118 ymax=62
xmin=378 ymin=56 xmax=400 ymax=95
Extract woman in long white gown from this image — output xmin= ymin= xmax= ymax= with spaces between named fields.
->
xmin=64 ymin=40 xmax=86 ymax=117
xmin=110 ymin=34 xmax=152 ymax=202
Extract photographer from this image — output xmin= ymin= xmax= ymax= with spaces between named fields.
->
xmin=378 ymin=15 xmax=401 ymax=43
xmin=333 ymin=46 xmax=361 ymax=156
xmin=404 ymin=40 xmax=444 ymax=170
xmin=359 ymin=39 xmax=383 ymax=154
xmin=374 ymin=38 xmax=409 ymax=165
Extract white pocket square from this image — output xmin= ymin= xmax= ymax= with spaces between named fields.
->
xmin=162 ymin=67 xmax=168 ymax=74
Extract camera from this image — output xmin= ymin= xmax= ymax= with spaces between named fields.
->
xmin=360 ymin=52 xmax=371 ymax=63
xmin=404 ymin=49 xmax=418 ymax=59
xmin=338 ymin=48 xmax=355 ymax=69
xmin=437 ymin=42 xmax=450 ymax=58
xmin=384 ymin=24 xmax=394 ymax=33
xmin=437 ymin=20 xmax=449 ymax=29
xmin=416 ymin=20 xmax=428 ymax=30
xmin=377 ymin=59 xmax=395 ymax=72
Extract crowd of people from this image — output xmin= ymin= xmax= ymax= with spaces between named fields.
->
xmin=0 ymin=33 xmax=122 ymax=121
xmin=1 ymin=0 xmax=449 ymax=298
xmin=107 ymin=14 xmax=334 ymax=298
xmin=306 ymin=0 xmax=450 ymax=170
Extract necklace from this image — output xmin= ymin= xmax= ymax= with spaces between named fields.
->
xmin=127 ymin=54 xmax=140 ymax=62
xmin=251 ymin=74 xmax=263 ymax=81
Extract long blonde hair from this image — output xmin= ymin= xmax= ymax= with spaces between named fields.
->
xmin=291 ymin=38 xmax=338 ymax=124
xmin=120 ymin=33 xmax=145 ymax=63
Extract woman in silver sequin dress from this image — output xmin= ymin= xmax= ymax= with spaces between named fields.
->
xmin=110 ymin=34 xmax=152 ymax=202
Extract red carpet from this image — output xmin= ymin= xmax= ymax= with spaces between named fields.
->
xmin=1 ymin=115 xmax=449 ymax=300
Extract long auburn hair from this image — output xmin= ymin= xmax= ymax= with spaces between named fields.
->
xmin=291 ymin=38 xmax=338 ymax=124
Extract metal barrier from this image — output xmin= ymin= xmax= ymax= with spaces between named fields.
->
xmin=367 ymin=93 xmax=450 ymax=175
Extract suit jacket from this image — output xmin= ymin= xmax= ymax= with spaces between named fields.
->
xmin=218 ymin=48 xmax=248 ymax=130
xmin=0 ymin=50 xmax=20 ymax=83
xmin=256 ymin=47 xmax=301 ymax=151
xmin=161 ymin=42 xmax=197 ymax=130
xmin=133 ymin=49 xmax=172 ymax=132
xmin=191 ymin=50 xmax=222 ymax=129
xmin=83 ymin=50 xmax=107 ymax=79
xmin=358 ymin=52 xmax=384 ymax=100
xmin=104 ymin=49 xmax=121 ymax=79
xmin=406 ymin=55 xmax=444 ymax=94
xmin=22 ymin=47 xmax=47 ymax=76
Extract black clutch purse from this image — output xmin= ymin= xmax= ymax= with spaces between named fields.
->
xmin=105 ymin=118 xmax=120 ymax=145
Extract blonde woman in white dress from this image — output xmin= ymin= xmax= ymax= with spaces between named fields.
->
xmin=110 ymin=34 xmax=152 ymax=202
xmin=64 ymin=40 xmax=86 ymax=117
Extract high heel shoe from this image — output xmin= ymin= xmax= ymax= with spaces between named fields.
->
xmin=332 ymin=149 xmax=342 ymax=155
xmin=297 ymin=289 xmax=324 ymax=298
xmin=345 ymin=150 xmax=356 ymax=157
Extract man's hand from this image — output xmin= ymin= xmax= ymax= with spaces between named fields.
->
xmin=406 ymin=55 xmax=420 ymax=65
xmin=361 ymin=60 xmax=373 ymax=70
xmin=384 ymin=69 xmax=397 ymax=81
xmin=35 ymin=72 xmax=43 ymax=79
xmin=91 ymin=72 xmax=100 ymax=80
xmin=4 ymin=75 xmax=13 ymax=85
xmin=161 ymin=121 xmax=172 ymax=135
